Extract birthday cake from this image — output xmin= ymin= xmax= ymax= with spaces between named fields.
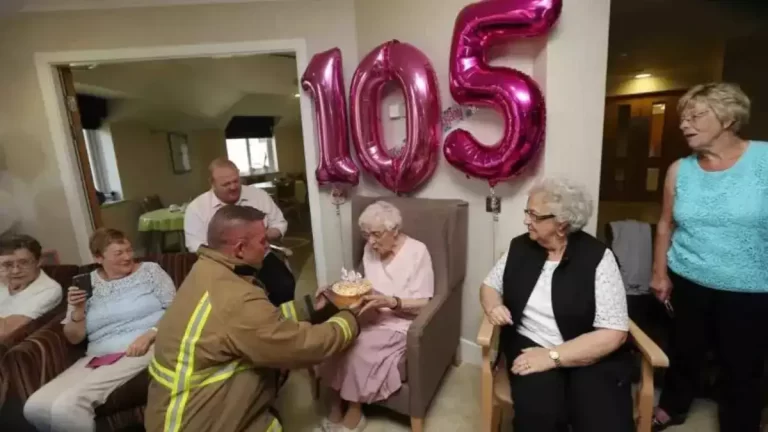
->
xmin=330 ymin=268 xmax=373 ymax=308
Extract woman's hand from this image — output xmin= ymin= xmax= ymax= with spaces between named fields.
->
xmin=126 ymin=330 xmax=155 ymax=357
xmin=67 ymin=287 xmax=88 ymax=311
xmin=486 ymin=305 xmax=513 ymax=326
xmin=650 ymin=272 xmax=673 ymax=302
xmin=358 ymin=294 xmax=397 ymax=316
xmin=511 ymin=347 xmax=556 ymax=376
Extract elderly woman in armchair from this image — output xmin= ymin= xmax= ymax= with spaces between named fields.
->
xmin=480 ymin=178 xmax=633 ymax=432
xmin=24 ymin=228 xmax=176 ymax=432
xmin=316 ymin=201 xmax=434 ymax=432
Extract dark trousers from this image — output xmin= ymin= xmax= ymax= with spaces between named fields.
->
xmin=257 ymin=252 xmax=296 ymax=306
xmin=659 ymin=271 xmax=768 ymax=432
xmin=505 ymin=333 xmax=635 ymax=432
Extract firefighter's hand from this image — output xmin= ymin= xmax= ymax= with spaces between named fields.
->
xmin=126 ymin=330 xmax=155 ymax=357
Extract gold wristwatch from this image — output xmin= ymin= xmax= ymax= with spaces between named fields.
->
xmin=549 ymin=350 xmax=561 ymax=368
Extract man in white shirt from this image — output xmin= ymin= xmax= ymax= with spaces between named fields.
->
xmin=0 ymin=234 xmax=63 ymax=339
xmin=185 ymin=158 xmax=295 ymax=305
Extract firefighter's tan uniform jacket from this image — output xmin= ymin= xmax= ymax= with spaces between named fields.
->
xmin=145 ymin=247 xmax=358 ymax=432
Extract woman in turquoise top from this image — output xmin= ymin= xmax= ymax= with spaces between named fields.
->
xmin=651 ymin=83 xmax=768 ymax=432
xmin=24 ymin=228 xmax=176 ymax=432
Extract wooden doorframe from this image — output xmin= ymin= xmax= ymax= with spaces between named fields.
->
xmin=33 ymin=40 xmax=331 ymax=284
xmin=57 ymin=66 xmax=104 ymax=230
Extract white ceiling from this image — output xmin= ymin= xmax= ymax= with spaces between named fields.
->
xmin=73 ymin=54 xmax=302 ymax=131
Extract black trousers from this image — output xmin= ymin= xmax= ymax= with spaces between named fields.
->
xmin=505 ymin=333 xmax=635 ymax=432
xmin=257 ymin=253 xmax=296 ymax=306
xmin=658 ymin=271 xmax=768 ymax=432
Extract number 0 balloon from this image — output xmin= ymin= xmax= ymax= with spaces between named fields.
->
xmin=443 ymin=0 xmax=563 ymax=187
xmin=350 ymin=40 xmax=442 ymax=194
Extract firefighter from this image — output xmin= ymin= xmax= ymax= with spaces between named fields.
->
xmin=145 ymin=205 xmax=359 ymax=432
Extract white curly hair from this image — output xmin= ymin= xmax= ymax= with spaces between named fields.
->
xmin=529 ymin=178 xmax=594 ymax=233
xmin=358 ymin=201 xmax=402 ymax=232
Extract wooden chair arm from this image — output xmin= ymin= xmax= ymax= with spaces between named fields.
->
xmin=477 ymin=315 xmax=500 ymax=432
xmin=629 ymin=320 xmax=669 ymax=368
xmin=477 ymin=315 xmax=498 ymax=348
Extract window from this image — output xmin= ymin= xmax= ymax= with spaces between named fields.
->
xmin=226 ymin=137 xmax=279 ymax=175
xmin=82 ymin=128 xmax=123 ymax=202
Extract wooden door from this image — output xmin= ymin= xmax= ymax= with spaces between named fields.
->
xmin=58 ymin=67 xmax=104 ymax=228
xmin=600 ymin=91 xmax=689 ymax=202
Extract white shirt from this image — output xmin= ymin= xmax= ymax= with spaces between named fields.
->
xmin=0 ymin=270 xmax=62 ymax=319
xmin=483 ymin=249 xmax=629 ymax=348
xmin=184 ymin=186 xmax=288 ymax=252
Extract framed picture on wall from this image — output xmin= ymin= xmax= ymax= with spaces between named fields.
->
xmin=168 ymin=132 xmax=191 ymax=174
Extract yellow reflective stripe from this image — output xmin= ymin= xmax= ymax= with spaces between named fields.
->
xmin=149 ymin=359 xmax=174 ymax=389
xmin=151 ymin=358 xmax=252 ymax=391
xmin=280 ymin=301 xmax=297 ymax=321
xmin=151 ymin=358 xmax=174 ymax=379
xmin=327 ymin=317 xmax=352 ymax=342
xmin=164 ymin=292 xmax=212 ymax=432
xmin=192 ymin=361 xmax=250 ymax=387
xmin=266 ymin=418 xmax=282 ymax=432
xmin=149 ymin=362 xmax=173 ymax=390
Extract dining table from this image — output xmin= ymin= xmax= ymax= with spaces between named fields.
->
xmin=138 ymin=207 xmax=186 ymax=253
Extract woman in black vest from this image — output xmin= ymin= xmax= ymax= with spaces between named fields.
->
xmin=480 ymin=178 xmax=633 ymax=432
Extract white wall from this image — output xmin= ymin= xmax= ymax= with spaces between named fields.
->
xmin=0 ymin=0 xmax=358 ymax=267
xmin=353 ymin=0 xmax=611 ymax=360
xmin=1 ymin=0 xmax=611 ymax=363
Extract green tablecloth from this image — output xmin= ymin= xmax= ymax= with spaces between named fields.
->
xmin=138 ymin=208 xmax=185 ymax=232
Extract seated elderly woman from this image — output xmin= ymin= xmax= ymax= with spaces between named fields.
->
xmin=0 ymin=234 xmax=62 ymax=339
xmin=24 ymin=228 xmax=176 ymax=431
xmin=480 ymin=178 xmax=632 ymax=432
xmin=316 ymin=201 xmax=434 ymax=432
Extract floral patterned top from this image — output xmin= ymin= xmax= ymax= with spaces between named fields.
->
xmin=63 ymin=262 xmax=175 ymax=356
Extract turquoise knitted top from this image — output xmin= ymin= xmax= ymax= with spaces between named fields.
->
xmin=668 ymin=141 xmax=768 ymax=292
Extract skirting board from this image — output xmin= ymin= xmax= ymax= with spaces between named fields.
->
xmin=458 ymin=337 xmax=483 ymax=366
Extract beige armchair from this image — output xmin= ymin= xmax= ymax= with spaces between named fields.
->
xmin=312 ymin=196 xmax=468 ymax=431
xmin=477 ymin=317 xmax=669 ymax=432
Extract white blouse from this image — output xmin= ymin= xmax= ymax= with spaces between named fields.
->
xmin=483 ymin=249 xmax=629 ymax=348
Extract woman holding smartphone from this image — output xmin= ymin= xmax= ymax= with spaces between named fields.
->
xmin=24 ymin=228 xmax=176 ymax=432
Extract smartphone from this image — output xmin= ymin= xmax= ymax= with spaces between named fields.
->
xmin=72 ymin=273 xmax=93 ymax=298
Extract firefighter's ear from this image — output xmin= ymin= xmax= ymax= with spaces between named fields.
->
xmin=232 ymin=239 xmax=247 ymax=260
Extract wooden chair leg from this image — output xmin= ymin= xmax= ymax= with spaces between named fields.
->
xmin=636 ymin=359 xmax=654 ymax=432
xmin=410 ymin=417 xmax=424 ymax=432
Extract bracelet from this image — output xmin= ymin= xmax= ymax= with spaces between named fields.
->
xmin=70 ymin=312 xmax=85 ymax=323
xmin=393 ymin=296 xmax=402 ymax=310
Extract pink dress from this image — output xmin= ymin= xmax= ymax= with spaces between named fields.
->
xmin=320 ymin=237 xmax=434 ymax=403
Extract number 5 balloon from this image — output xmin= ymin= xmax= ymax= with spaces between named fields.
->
xmin=302 ymin=48 xmax=360 ymax=187
xmin=350 ymin=40 xmax=442 ymax=194
xmin=443 ymin=0 xmax=563 ymax=187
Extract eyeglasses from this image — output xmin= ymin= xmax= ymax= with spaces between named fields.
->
xmin=523 ymin=209 xmax=555 ymax=222
xmin=0 ymin=259 xmax=36 ymax=271
xmin=361 ymin=230 xmax=387 ymax=240
xmin=680 ymin=110 xmax=710 ymax=125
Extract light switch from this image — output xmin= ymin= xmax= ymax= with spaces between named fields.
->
xmin=388 ymin=103 xmax=404 ymax=119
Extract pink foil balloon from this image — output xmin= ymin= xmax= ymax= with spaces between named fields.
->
xmin=350 ymin=40 xmax=442 ymax=194
xmin=443 ymin=0 xmax=563 ymax=187
xmin=301 ymin=48 xmax=360 ymax=187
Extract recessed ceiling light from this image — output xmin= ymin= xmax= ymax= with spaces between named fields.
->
xmin=294 ymin=93 xmax=301 ymax=98
xmin=634 ymin=73 xmax=652 ymax=79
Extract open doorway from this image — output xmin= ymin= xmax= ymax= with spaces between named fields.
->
xmin=54 ymin=50 xmax=319 ymax=295
xmin=598 ymin=0 xmax=767 ymax=235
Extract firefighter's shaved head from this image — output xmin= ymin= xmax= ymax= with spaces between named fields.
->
xmin=207 ymin=205 xmax=268 ymax=266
